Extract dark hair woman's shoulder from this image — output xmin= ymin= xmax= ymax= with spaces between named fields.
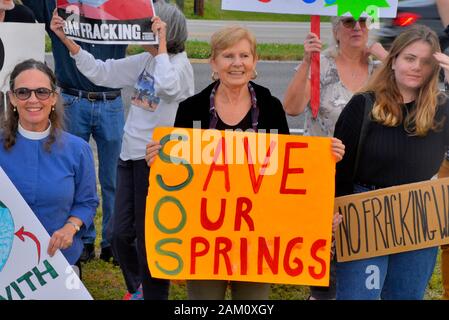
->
xmin=176 ymin=82 xmax=216 ymax=128
xmin=336 ymin=91 xmax=375 ymax=126
xmin=178 ymin=83 xmax=214 ymax=113
xmin=5 ymin=5 xmax=36 ymax=23
xmin=250 ymin=82 xmax=289 ymax=134
xmin=343 ymin=92 xmax=374 ymax=113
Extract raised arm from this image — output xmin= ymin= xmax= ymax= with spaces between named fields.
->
xmin=49 ymin=8 xmax=146 ymax=88
xmin=437 ymin=0 xmax=449 ymax=28
xmin=144 ymin=16 xmax=194 ymax=102
xmin=50 ymin=8 xmax=80 ymax=55
xmin=283 ymin=33 xmax=321 ymax=116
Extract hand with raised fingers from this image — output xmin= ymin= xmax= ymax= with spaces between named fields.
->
xmin=50 ymin=8 xmax=67 ymax=41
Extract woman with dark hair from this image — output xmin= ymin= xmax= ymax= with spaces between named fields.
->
xmin=0 ymin=59 xmax=98 ymax=276
xmin=51 ymin=1 xmax=193 ymax=300
xmin=334 ymin=24 xmax=449 ymax=299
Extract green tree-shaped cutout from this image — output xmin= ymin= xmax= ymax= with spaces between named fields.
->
xmin=326 ymin=0 xmax=390 ymax=20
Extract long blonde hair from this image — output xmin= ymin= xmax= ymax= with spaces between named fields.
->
xmin=363 ymin=25 xmax=443 ymax=136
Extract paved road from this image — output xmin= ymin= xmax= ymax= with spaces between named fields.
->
xmin=188 ymin=20 xmax=333 ymax=45
xmin=192 ymin=60 xmax=304 ymax=131
xmin=45 ymin=54 xmax=305 ymax=131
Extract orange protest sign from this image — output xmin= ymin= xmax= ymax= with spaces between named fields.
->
xmin=145 ymin=127 xmax=336 ymax=286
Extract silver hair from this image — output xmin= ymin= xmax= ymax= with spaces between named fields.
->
xmin=326 ymin=16 xmax=345 ymax=57
xmin=154 ymin=1 xmax=188 ymax=54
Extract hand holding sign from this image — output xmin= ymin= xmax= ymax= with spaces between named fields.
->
xmin=303 ymin=32 xmax=322 ymax=65
xmin=150 ymin=16 xmax=167 ymax=54
xmin=146 ymin=140 xmax=162 ymax=167
xmin=330 ymin=138 xmax=345 ymax=162
xmin=50 ymin=8 xmax=67 ymax=41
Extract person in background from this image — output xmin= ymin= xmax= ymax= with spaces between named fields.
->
xmin=0 ymin=59 xmax=98 ymax=278
xmin=0 ymin=0 xmax=34 ymax=22
xmin=22 ymin=0 xmax=127 ymax=264
xmin=283 ymin=15 xmax=387 ymax=300
xmin=51 ymin=1 xmax=193 ymax=300
xmin=0 ymin=0 xmax=35 ymax=117
xmin=146 ymin=25 xmax=345 ymax=300
xmin=436 ymin=0 xmax=449 ymax=41
xmin=433 ymin=46 xmax=449 ymax=300
xmin=435 ymin=0 xmax=449 ymax=299
xmin=334 ymin=25 xmax=449 ymax=300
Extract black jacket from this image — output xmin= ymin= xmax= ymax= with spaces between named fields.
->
xmin=174 ymin=81 xmax=290 ymax=134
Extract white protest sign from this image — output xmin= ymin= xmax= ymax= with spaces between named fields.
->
xmin=222 ymin=0 xmax=398 ymax=18
xmin=57 ymin=0 xmax=158 ymax=45
xmin=0 ymin=167 xmax=92 ymax=300
xmin=0 ymin=23 xmax=45 ymax=92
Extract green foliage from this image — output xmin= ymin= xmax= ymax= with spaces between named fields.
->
xmin=326 ymin=0 xmax=390 ymax=20
xmin=186 ymin=40 xmax=211 ymax=59
xmin=45 ymin=35 xmax=52 ymax=53
xmin=46 ymin=40 xmax=303 ymax=61
xmin=124 ymin=41 xmax=304 ymax=61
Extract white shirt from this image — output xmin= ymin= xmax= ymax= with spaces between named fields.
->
xmin=71 ymin=49 xmax=194 ymax=160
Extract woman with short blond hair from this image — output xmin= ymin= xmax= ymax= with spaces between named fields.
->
xmin=146 ymin=25 xmax=345 ymax=300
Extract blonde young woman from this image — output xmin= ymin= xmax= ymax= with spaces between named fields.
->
xmin=334 ymin=24 xmax=449 ymax=300
xmin=0 ymin=0 xmax=34 ymax=22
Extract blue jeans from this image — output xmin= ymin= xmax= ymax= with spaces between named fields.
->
xmin=62 ymin=93 xmax=124 ymax=248
xmin=336 ymin=184 xmax=438 ymax=300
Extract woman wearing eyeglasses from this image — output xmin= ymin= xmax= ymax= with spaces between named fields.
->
xmin=283 ymin=16 xmax=387 ymax=300
xmin=0 ymin=59 xmax=99 ymax=277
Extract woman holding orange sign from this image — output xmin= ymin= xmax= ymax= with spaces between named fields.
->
xmin=146 ymin=25 xmax=345 ymax=300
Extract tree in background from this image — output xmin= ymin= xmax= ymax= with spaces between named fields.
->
xmin=194 ymin=0 xmax=204 ymax=16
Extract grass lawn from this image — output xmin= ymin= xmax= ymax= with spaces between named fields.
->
xmin=46 ymin=36 xmax=304 ymax=61
xmin=128 ymin=41 xmax=304 ymax=60
xmin=81 ymin=209 xmax=444 ymax=300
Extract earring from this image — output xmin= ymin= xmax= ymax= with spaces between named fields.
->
xmin=51 ymin=106 xmax=55 ymax=112
xmin=13 ymin=106 xmax=17 ymax=112
xmin=251 ymin=69 xmax=258 ymax=80
xmin=211 ymin=71 xmax=219 ymax=81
